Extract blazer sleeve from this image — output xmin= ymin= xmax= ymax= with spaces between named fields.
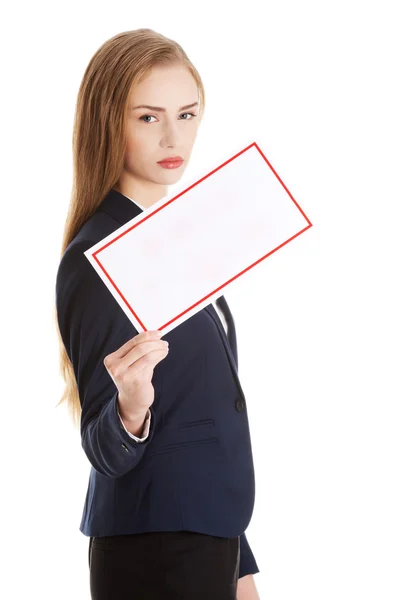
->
xmin=56 ymin=239 xmax=157 ymax=478
xmin=239 ymin=531 xmax=260 ymax=579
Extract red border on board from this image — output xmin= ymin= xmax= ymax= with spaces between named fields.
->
xmin=91 ymin=142 xmax=313 ymax=331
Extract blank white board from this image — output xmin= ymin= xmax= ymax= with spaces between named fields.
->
xmin=84 ymin=141 xmax=312 ymax=334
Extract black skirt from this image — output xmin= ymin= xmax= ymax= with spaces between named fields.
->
xmin=89 ymin=530 xmax=240 ymax=600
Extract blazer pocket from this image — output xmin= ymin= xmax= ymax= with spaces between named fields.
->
xmin=147 ymin=437 xmax=218 ymax=458
xmin=178 ymin=418 xmax=215 ymax=431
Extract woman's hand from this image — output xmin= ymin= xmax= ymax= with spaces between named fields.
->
xmin=103 ymin=329 xmax=169 ymax=420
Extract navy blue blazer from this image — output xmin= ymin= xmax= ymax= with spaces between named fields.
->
xmin=55 ymin=187 xmax=259 ymax=578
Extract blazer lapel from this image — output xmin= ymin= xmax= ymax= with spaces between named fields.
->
xmin=204 ymin=299 xmax=238 ymax=375
xmin=215 ymin=295 xmax=238 ymax=370
xmin=204 ymin=301 xmax=247 ymax=403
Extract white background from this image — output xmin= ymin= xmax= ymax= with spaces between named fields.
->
xmin=1 ymin=1 xmax=399 ymax=598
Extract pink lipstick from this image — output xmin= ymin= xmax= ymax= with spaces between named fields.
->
xmin=157 ymin=156 xmax=184 ymax=169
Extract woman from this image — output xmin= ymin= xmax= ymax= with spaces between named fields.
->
xmin=55 ymin=28 xmax=260 ymax=600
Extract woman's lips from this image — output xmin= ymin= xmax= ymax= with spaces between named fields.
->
xmin=157 ymin=158 xmax=184 ymax=169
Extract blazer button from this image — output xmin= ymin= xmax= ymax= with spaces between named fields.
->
xmin=235 ymin=398 xmax=245 ymax=412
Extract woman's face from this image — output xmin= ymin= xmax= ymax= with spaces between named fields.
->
xmin=122 ymin=63 xmax=201 ymax=197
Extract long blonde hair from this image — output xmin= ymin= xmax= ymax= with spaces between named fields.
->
xmin=54 ymin=28 xmax=205 ymax=429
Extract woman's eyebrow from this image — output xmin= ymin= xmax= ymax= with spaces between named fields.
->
xmin=131 ymin=102 xmax=198 ymax=112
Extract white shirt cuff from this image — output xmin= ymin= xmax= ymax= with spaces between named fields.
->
xmin=117 ymin=407 xmax=151 ymax=442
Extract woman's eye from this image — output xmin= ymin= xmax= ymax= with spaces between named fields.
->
xmin=139 ymin=112 xmax=197 ymax=123
xmin=139 ymin=115 xmax=156 ymax=123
